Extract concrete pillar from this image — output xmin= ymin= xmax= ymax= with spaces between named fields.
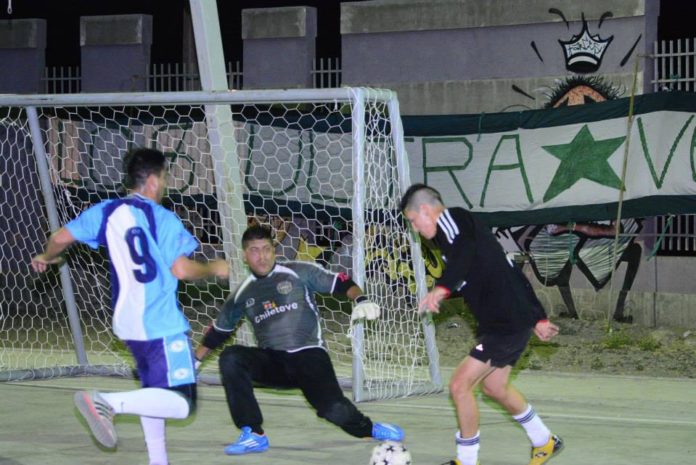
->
xmin=242 ymin=6 xmax=316 ymax=89
xmin=80 ymin=14 xmax=152 ymax=92
xmin=0 ymin=19 xmax=46 ymax=94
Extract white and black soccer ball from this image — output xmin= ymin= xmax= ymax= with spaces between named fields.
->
xmin=369 ymin=440 xmax=412 ymax=465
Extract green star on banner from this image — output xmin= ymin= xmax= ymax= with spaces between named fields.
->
xmin=542 ymin=124 xmax=626 ymax=203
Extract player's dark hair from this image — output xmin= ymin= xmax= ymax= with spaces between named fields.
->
xmin=399 ymin=183 xmax=443 ymax=212
xmin=242 ymin=224 xmax=274 ymax=248
xmin=122 ymin=147 xmax=167 ymax=189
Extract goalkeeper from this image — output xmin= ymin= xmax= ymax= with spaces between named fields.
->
xmin=195 ymin=224 xmax=404 ymax=455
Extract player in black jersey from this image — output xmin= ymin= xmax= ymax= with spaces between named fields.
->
xmin=400 ymin=184 xmax=563 ymax=465
xmin=195 ymin=225 xmax=403 ymax=455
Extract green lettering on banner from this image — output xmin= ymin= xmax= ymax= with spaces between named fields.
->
xmin=422 ymin=136 xmax=473 ymax=208
xmin=479 ymin=134 xmax=533 ymax=207
xmin=637 ymin=115 xmax=694 ymax=189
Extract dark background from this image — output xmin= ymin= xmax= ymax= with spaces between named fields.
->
xmin=0 ymin=0 xmax=691 ymax=66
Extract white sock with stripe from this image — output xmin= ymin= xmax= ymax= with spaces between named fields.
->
xmin=455 ymin=430 xmax=480 ymax=465
xmin=513 ymin=404 xmax=551 ymax=447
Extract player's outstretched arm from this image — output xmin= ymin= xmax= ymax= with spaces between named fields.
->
xmin=171 ymin=257 xmax=229 ymax=281
xmin=31 ymin=227 xmax=74 ymax=272
xmin=345 ymin=284 xmax=380 ymax=321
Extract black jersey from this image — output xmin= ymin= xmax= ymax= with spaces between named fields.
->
xmin=213 ymin=261 xmax=338 ymax=352
xmin=433 ymin=207 xmax=546 ymax=335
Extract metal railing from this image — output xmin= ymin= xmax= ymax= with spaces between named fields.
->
xmin=41 ymin=38 xmax=696 ymax=94
xmin=147 ymin=61 xmax=243 ymax=91
xmin=42 ymin=61 xmax=243 ymax=93
xmin=41 ymin=58 xmax=343 ymax=94
xmin=312 ymin=57 xmax=341 ymax=88
xmin=655 ymin=214 xmax=696 ymax=255
xmin=652 ymin=38 xmax=696 ymax=92
xmin=43 ymin=66 xmax=81 ymax=94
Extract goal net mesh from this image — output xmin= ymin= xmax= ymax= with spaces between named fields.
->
xmin=0 ymin=89 xmax=441 ymax=400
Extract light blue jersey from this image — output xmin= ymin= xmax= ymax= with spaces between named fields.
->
xmin=65 ymin=194 xmax=199 ymax=341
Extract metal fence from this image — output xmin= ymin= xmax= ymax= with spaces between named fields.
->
xmin=146 ymin=61 xmax=243 ymax=91
xmin=654 ymin=214 xmax=696 ymax=255
xmin=41 ymin=39 xmax=696 ymax=94
xmin=313 ymin=57 xmax=341 ymax=88
xmin=42 ymin=58 xmax=342 ymax=94
xmin=43 ymin=66 xmax=81 ymax=94
xmin=43 ymin=61 xmax=243 ymax=93
xmin=651 ymin=38 xmax=696 ymax=92
xmin=648 ymin=38 xmax=696 ymax=254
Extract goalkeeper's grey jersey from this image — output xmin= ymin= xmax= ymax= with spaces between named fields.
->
xmin=214 ymin=261 xmax=338 ymax=352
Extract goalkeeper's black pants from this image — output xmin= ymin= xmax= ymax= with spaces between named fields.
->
xmin=219 ymin=345 xmax=373 ymax=438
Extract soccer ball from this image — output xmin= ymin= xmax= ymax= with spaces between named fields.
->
xmin=369 ymin=440 xmax=412 ymax=465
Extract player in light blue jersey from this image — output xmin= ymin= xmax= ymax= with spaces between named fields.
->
xmin=31 ymin=147 xmax=229 ymax=465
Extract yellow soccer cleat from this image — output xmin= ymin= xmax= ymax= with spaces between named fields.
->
xmin=529 ymin=434 xmax=564 ymax=465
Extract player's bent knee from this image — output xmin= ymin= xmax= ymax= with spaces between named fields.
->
xmin=449 ymin=376 xmax=476 ymax=396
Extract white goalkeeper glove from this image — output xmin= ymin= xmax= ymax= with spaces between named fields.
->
xmin=351 ymin=297 xmax=380 ymax=322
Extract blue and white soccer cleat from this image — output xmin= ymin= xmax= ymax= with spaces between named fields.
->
xmin=371 ymin=422 xmax=405 ymax=441
xmin=224 ymin=426 xmax=269 ymax=455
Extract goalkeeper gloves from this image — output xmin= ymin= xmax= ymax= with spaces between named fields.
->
xmin=351 ymin=296 xmax=380 ymax=321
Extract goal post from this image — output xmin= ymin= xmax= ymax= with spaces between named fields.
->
xmin=0 ymin=88 xmax=442 ymax=401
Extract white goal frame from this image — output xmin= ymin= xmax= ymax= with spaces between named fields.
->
xmin=0 ymin=88 xmax=441 ymax=401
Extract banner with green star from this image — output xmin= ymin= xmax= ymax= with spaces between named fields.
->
xmin=402 ymin=92 xmax=696 ymax=227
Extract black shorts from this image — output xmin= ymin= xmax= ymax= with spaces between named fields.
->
xmin=468 ymin=329 xmax=532 ymax=368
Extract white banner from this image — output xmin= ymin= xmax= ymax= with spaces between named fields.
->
xmin=405 ymin=110 xmax=696 ymax=213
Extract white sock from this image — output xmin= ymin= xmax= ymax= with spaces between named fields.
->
xmin=513 ymin=404 xmax=551 ymax=447
xmin=455 ymin=430 xmax=480 ymax=465
xmin=101 ymin=388 xmax=190 ymax=419
xmin=141 ymin=416 xmax=168 ymax=465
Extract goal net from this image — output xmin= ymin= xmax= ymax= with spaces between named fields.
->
xmin=0 ymin=88 xmax=441 ymax=401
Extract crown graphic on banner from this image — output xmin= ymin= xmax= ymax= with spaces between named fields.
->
xmin=558 ymin=14 xmax=613 ymax=74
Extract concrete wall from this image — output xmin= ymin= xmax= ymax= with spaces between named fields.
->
xmin=340 ymin=0 xmax=659 ymax=114
xmin=0 ymin=19 xmax=46 ymax=93
xmin=374 ymin=71 xmax=641 ymax=114
xmin=241 ymin=6 xmax=316 ymax=89
xmin=80 ymin=14 xmax=152 ymax=92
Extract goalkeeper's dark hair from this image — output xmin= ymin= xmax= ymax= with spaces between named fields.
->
xmin=242 ymin=224 xmax=274 ymax=248
xmin=122 ymin=147 xmax=167 ymax=190
xmin=399 ymin=183 xmax=444 ymax=212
